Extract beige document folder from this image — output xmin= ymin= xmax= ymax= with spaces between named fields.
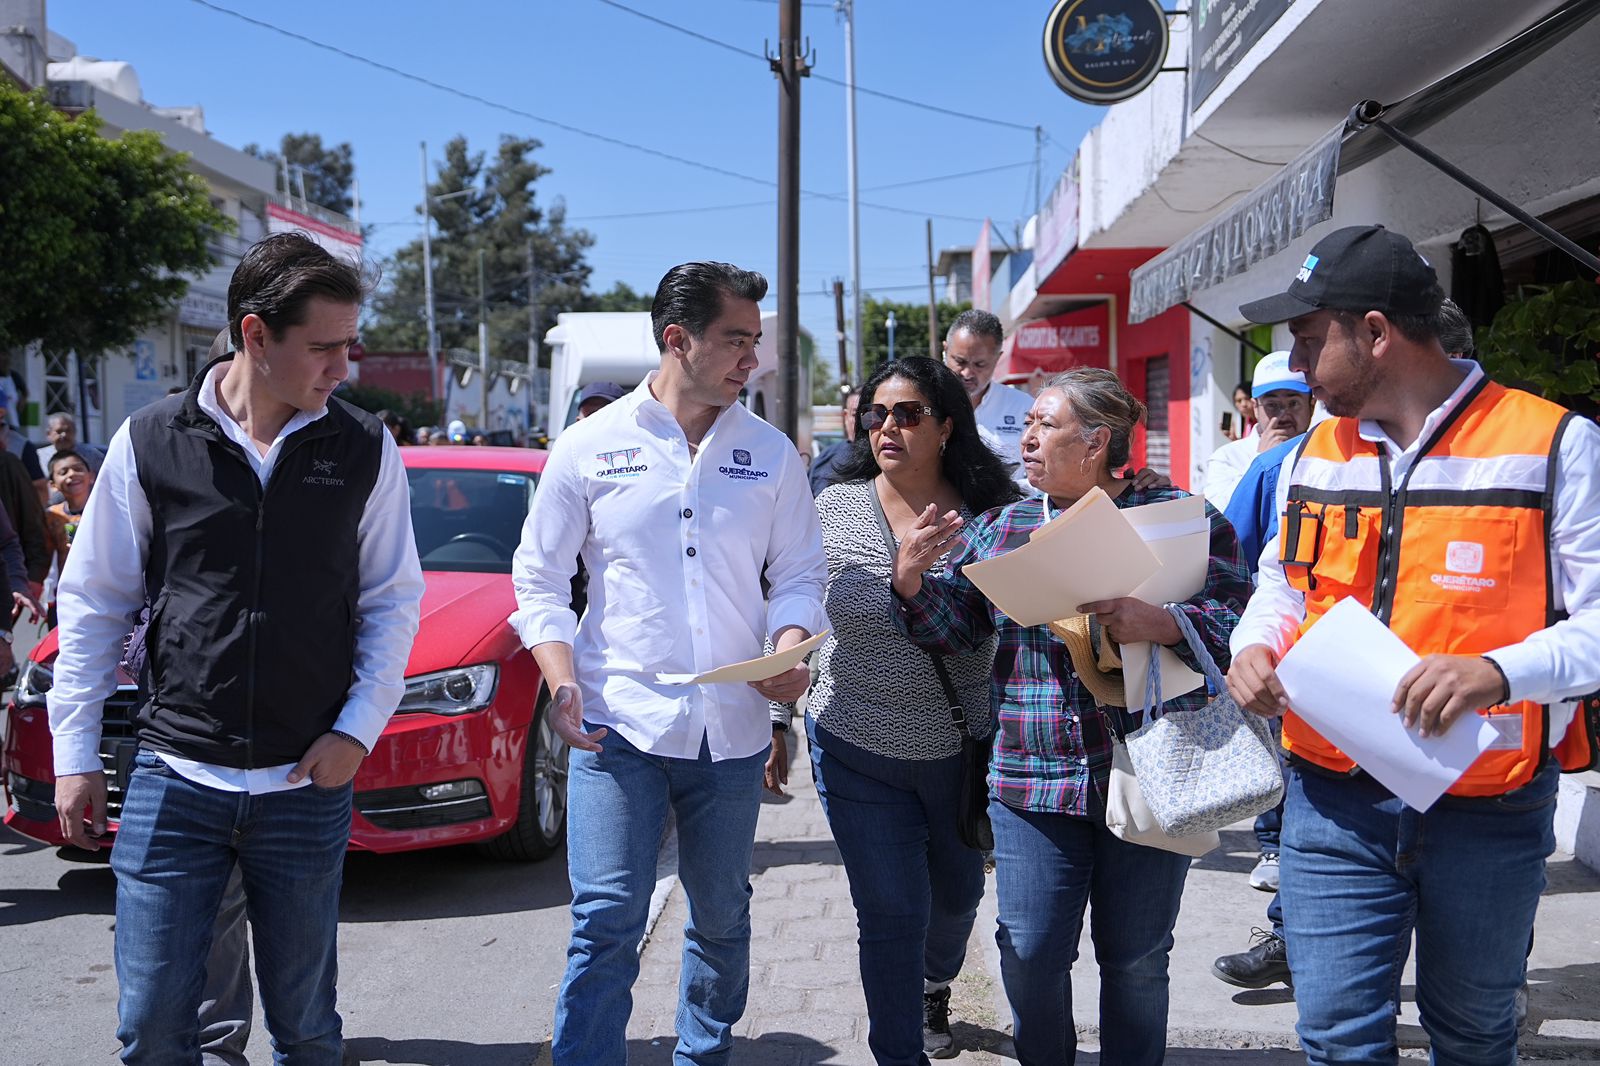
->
xmin=656 ymin=630 xmax=830 ymax=685
xmin=961 ymin=487 xmax=1160 ymax=628
xmin=1118 ymin=494 xmax=1209 ymax=710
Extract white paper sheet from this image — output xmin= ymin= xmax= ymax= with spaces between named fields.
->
xmin=962 ymin=487 xmax=1160 ymax=627
xmin=1120 ymin=494 xmax=1209 ymax=710
xmin=1274 ymin=597 xmax=1496 ymax=812
xmin=656 ymin=630 xmax=830 ymax=686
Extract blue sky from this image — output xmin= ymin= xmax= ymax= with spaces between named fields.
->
xmin=49 ymin=0 xmax=1102 ymax=366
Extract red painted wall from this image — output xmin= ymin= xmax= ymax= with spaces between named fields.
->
xmin=1035 ymin=248 xmax=1192 ymax=488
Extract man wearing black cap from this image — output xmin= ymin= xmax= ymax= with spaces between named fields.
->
xmin=1225 ymin=224 xmax=1600 ymax=1064
xmin=576 ymin=380 xmax=627 ymax=421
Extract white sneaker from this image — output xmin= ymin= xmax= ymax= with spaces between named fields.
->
xmin=1249 ymin=852 xmax=1280 ymax=892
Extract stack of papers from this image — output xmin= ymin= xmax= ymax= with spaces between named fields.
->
xmin=962 ymin=487 xmax=1160 ymax=627
xmin=656 ymin=630 xmax=830 ymax=686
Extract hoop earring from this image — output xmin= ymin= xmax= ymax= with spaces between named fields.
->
xmin=940 ymin=440 xmax=947 ymax=456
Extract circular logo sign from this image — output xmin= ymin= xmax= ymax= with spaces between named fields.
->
xmin=1043 ymin=0 xmax=1170 ymax=105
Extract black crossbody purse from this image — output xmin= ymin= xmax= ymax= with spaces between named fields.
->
xmin=872 ymin=487 xmax=994 ymax=852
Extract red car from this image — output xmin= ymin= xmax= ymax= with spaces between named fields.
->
xmin=3 ymin=445 xmax=569 ymax=862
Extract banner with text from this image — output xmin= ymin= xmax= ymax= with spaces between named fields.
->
xmin=1129 ymin=125 xmax=1341 ymax=324
xmin=1190 ymin=0 xmax=1294 ymax=107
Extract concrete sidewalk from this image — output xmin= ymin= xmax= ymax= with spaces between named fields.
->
xmin=612 ymin=729 xmax=1600 ymax=1064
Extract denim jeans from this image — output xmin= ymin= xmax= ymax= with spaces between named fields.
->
xmin=199 ymin=865 xmax=253 ymax=1066
xmin=989 ymin=797 xmax=1189 ymax=1066
xmin=1279 ymin=759 xmax=1558 ymax=1066
xmin=111 ymin=749 xmax=351 ymax=1065
xmin=553 ymin=727 xmax=767 ymax=1066
xmin=808 ymin=720 xmax=985 ymax=1066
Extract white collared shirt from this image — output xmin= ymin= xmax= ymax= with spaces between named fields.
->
xmin=48 ymin=364 xmax=424 ymax=793
xmin=509 ymin=375 xmax=827 ymax=761
xmin=1234 ymin=360 xmax=1600 ymax=714
xmin=972 ymin=381 xmax=1036 ymax=469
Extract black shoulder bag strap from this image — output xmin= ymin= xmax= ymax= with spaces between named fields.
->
xmin=870 ymin=484 xmax=974 ymax=740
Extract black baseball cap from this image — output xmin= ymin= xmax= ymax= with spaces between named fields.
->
xmin=1239 ymin=224 xmax=1444 ymax=325
xmin=577 ymin=381 xmax=627 ymax=406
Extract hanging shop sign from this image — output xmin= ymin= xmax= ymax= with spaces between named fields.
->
xmin=1190 ymin=0 xmax=1295 ymax=107
xmin=1129 ymin=124 xmax=1342 ymax=323
xmin=1013 ymin=303 xmax=1113 ymax=375
xmin=1043 ymin=0 xmax=1170 ymax=105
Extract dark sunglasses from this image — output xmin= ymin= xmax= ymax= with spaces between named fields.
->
xmin=859 ymin=401 xmax=937 ymax=431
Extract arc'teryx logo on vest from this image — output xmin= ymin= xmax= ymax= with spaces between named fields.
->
xmin=303 ymin=459 xmax=345 ymax=487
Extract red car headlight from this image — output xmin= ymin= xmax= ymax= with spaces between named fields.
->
xmin=396 ymin=664 xmax=499 ymax=716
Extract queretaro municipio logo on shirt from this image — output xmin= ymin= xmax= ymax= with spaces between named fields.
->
xmin=303 ymin=458 xmax=344 ymax=487
xmin=719 ymin=448 xmax=768 ymax=481
xmin=595 ymin=447 xmax=647 ymax=479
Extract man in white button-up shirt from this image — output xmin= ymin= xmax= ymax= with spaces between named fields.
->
xmin=511 ymin=261 xmax=827 ymax=1065
xmin=944 ymin=309 xmax=1035 ymax=474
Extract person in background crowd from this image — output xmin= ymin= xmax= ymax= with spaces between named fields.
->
xmin=48 ymin=232 xmax=424 ymax=1063
xmin=1202 ymin=353 xmax=1311 ymax=512
xmin=447 ymin=418 xmax=467 ymax=443
xmin=41 ymin=412 xmax=106 ymax=474
xmin=0 ymin=399 xmax=48 ymax=505
xmin=942 ymin=309 xmax=1033 ymax=474
xmin=427 ymin=427 xmax=450 ymax=445
xmin=471 ymin=434 xmax=487 ymax=447
xmin=1227 ymin=224 xmax=1600 ymax=1065
xmin=577 ymin=381 xmax=627 ymax=421
xmin=374 ymin=409 xmax=407 ymax=445
xmin=414 ymin=426 xmax=432 ymax=445
xmin=895 ymin=368 xmax=1251 ymax=1066
xmin=43 ymin=451 xmax=94 ymax=628
xmin=510 ymin=260 xmax=826 ymax=1066
xmin=0 ymin=447 xmax=49 ymax=604
xmin=1229 ymin=381 xmax=1256 ymax=441
xmin=809 ymin=388 xmax=861 ymax=496
xmin=0 ymin=500 xmax=45 ymax=680
xmin=797 ymin=357 xmax=1022 ymax=1063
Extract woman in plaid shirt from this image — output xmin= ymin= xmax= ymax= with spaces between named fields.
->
xmin=893 ymin=368 xmax=1252 ymax=1066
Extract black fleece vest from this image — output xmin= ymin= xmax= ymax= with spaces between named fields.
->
xmin=128 ymin=359 xmax=385 ymax=767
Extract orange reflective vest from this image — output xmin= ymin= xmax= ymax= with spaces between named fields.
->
xmin=1278 ymin=377 xmax=1593 ymax=796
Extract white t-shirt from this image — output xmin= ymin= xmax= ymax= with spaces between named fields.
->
xmin=972 ymin=382 xmax=1035 ymax=468
xmin=1202 ymin=435 xmax=1261 ymax=512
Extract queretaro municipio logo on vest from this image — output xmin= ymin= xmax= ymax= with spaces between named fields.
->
xmin=303 ymin=458 xmax=344 ymax=487
xmin=595 ymin=447 xmax=647 ymax=479
xmin=1432 ymin=540 xmax=1494 ymax=593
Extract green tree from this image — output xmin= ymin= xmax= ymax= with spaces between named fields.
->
xmin=1475 ymin=281 xmax=1600 ymax=417
xmin=363 ymin=135 xmax=594 ymax=368
xmin=337 ymin=382 xmax=441 ymax=433
xmin=859 ymin=297 xmax=972 ymax=375
xmin=580 ymin=280 xmax=653 ymax=312
xmin=0 ymin=85 xmax=231 ymax=360
xmin=245 ymin=132 xmax=356 ymax=216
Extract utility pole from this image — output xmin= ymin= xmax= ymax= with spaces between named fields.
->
xmin=527 ymin=240 xmax=540 ymax=433
xmin=837 ymin=0 xmax=863 ymax=386
xmin=420 ymin=142 xmax=440 ymax=408
xmin=773 ymin=0 xmax=809 ymax=442
xmin=926 ymin=219 xmax=938 ymax=359
xmin=478 ymin=248 xmax=490 ymax=431
xmin=832 ymin=279 xmax=849 ymax=388
xmin=1034 ymin=126 xmax=1044 ymax=215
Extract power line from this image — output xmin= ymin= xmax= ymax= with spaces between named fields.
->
xmin=187 ymin=0 xmax=775 ymax=189
xmin=595 ymin=0 xmax=1040 ymax=133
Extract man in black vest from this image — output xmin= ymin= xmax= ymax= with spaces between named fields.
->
xmin=49 ymin=232 xmax=424 ymax=1064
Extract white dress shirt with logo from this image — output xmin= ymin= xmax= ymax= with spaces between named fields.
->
xmin=510 ymin=374 xmax=828 ymax=762
xmin=971 ymin=381 xmax=1036 ymax=470
xmin=48 ymin=363 xmax=424 ymax=793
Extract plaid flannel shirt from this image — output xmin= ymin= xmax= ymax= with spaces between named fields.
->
xmin=895 ymin=486 xmax=1251 ymax=817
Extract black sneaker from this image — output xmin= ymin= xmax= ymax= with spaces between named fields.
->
xmin=1212 ymin=928 xmax=1292 ymax=990
xmin=923 ymin=986 xmax=956 ymax=1059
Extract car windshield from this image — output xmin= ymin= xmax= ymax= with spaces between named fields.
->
xmin=407 ymin=468 xmax=536 ymax=573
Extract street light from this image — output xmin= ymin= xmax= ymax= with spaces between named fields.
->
xmin=886 ymin=310 xmax=897 ymax=363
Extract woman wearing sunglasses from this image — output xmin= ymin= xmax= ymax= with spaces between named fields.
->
xmin=774 ymin=356 xmax=1019 ymax=1064
xmin=891 ymin=368 xmax=1251 ymax=1066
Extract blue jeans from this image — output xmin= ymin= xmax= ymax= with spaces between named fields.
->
xmin=111 ymin=749 xmax=351 ymax=1065
xmin=553 ymin=727 xmax=767 ymax=1066
xmin=989 ymin=797 xmax=1189 ymax=1066
xmin=808 ymin=720 xmax=985 ymax=1066
xmin=1279 ymin=759 xmax=1558 ymax=1066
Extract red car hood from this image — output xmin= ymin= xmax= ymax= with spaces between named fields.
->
xmin=404 ymin=570 xmax=519 ymax=676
